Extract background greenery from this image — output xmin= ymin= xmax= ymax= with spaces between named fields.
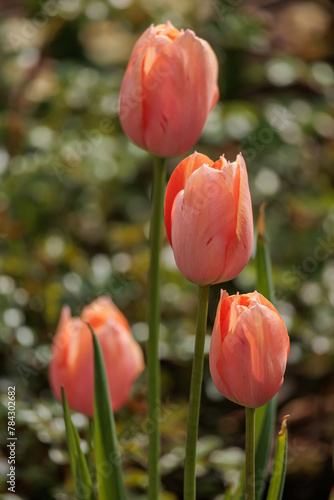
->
xmin=0 ymin=0 xmax=333 ymax=498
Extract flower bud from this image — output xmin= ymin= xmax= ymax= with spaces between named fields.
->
xmin=164 ymin=152 xmax=253 ymax=285
xmin=119 ymin=21 xmax=219 ymax=157
xmin=49 ymin=297 xmax=144 ymax=417
xmin=209 ymin=290 xmax=290 ymax=408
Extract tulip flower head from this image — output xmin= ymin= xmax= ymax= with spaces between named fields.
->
xmin=49 ymin=297 xmax=144 ymax=417
xmin=209 ymin=291 xmax=290 ymax=408
xmin=119 ymin=21 xmax=219 ymax=157
xmin=164 ymin=152 xmax=253 ymax=285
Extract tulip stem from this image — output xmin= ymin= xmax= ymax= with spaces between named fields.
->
xmin=184 ymin=284 xmax=210 ymax=500
xmin=245 ymin=407 xmax=256 ymax=500
xmin=147 ymin=156 xmax=167 ymax=500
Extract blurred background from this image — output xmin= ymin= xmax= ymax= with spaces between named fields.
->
xmin=0 ymin=0 xmax=334 ymax=498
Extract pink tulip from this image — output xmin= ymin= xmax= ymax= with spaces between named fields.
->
xmin=209 ymin=291 xmax=290 ymax=408
xmin=49 ymin=297 xmax=144 ymax=417
xmin=164 ymin=152 xmax=253 ymax=285
xmin=119 ymin=21 xmax=219 ymax=158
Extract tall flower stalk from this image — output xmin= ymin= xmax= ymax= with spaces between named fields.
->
xmin=245 ymin=407 xmax=256 ymax=500
xmin=147 ymin=157 xmax=167 ymax=499
xmin=119 ymin=22 xmax=219 ymax=497
xmin=184 ymin=284 xmax=210 ymax=500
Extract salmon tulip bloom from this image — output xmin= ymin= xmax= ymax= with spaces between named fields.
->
xmin=119 ymin=21 xmax=219 ymax=158
xmin=164 ymin=152 xmax=253 ymax=285
xmin=209 ymin=291 xmax=290 ymax=408
xmin=49 ymin=297 xmax=144 ymax=417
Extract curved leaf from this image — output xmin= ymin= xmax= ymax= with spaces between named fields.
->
xmin=266 ymin=416 xmax=289 ymax=500
xmin=88 ymin=323 xmax=127 ymax=500
xmin=61 ymin=388 xmax=94 ymax=500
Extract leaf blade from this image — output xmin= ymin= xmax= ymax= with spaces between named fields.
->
xmin=61 ymin=388 xmax=94 ymax=500
xmin=89 ymin=323 xmax=127 ymax=500
xmin=266 ymin=416 xmax=289 ymax=500
xmin=61 ymin=387 xmax=78 ymax=480
xmin=254 ymin=397 xmax=277 ymax=500
xmin=256 ymin=203 xmax=275 ymax=303
xmin=254 ymin=203 xmax=277 ymax=499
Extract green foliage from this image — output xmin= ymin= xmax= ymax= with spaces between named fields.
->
xmin=90 ymin=325 xmax=127 ymax=500
xmin=266 ymin=417 xmax=289 ymax=500
xmin=61 ymin=388 xmax=94 ymax=500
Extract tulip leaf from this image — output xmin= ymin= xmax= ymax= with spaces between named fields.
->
xmin=61 ymin=387 xmax=77 ymax=478
xmin=233 ymin=461 xmax=245 ymax=500
xmin=254 ymin=397 xmax=277 ymax=499
xmin=256 ymin=203 xmax=275 ymax=303
xmin=254 ymin=204 xmax=277 ymax=499
xmin=224 ymin=484 xmax=233 ymax=500
xmin=266 ymin=416 xmax=289 ymax=500
xmin=72 ymin=421 xmax=94 ymax=500
xmin=61 ymin=388 xmax=94 ymax=500
xmin=88 ymin=323 xmax=127 ymax=500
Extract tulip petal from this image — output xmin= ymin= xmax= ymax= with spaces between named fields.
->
xmin=247 ymin=290 xmax=282 ymax=316
xmin=143 ymin=24 xmax=179 ymax=74
xmin=49 ymin=317 xmax=94 ymax=416
xmin=143 ymin=30 xmax=219 ymax=157
xmin=99 ymin=320 xmax=145 ymax=412
xmin=119 ymin=25 xmax=155 ymax=149
xmin=221 ymin=154 xmax=254 ymax=281
xmin=171 ymin=165 xmax=237 ymax=285
xmin=211 ymin=302 xmax=289 ymax=408
xmin=81 ymin=295 xmax=130 ymax=333
xmin=164 ymin=152 xmax=213 ymax=245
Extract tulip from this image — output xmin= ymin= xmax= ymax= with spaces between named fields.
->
xmin=119 ymin=21 xmax=219 ymax=158
xmin=49 ymin=296 xmax=144 ymax=417
xmin=164 ymin=152 xmax=253 ymax=285
xmin=209 ymin=290 xmax=290 ymax=408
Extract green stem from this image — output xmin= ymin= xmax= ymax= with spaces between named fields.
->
xmin=245 ymin=407 xmax=256 ymax=500
xmin=184 ymin=284 xmax=210 ymax=500
xmin=148 ymin=156 xmax=167 ymax=500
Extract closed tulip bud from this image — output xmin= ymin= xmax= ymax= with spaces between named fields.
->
xmin=164 ymin=152 xmax=253 ymax=285
xmin=119 ymin=21 xmax=219 ymax=158
xmin=209 ymin=291 xmax=290 ymax=408
xmin=49 ymin=297 xmax=144 ymax=417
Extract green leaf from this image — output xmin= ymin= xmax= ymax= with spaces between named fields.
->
xmin=61 ymin=387 xmax=78 ymax=479
xmin=87 ymin=418 xmax=95 ymax=479
xmin=72 ymin=421 xmax=94 ymax=500
xmin=256 ymin=203 xmax=275 ymax=303
xmin=88 ymin=323 xmax=127 ymax=500
xmin=233 ymin=461 xmax=245 ymax=500
xmin=254 ymin=204 xmax=277 ymax=499
xmin=224 ymin=484 xmax=233 ymax=500
xmin=254 ymin=397 xmax=277 ymax=499
xmin=266 ymin=416 xmax=289 ymax=500
xmin=61 ymin=388 xmax=94 ymax=500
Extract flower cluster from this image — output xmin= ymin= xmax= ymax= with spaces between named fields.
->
xmin=164 ymin=150 xmax=289 ymax=407
xmin=49 ymin=19 xmax=289 ymax=440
